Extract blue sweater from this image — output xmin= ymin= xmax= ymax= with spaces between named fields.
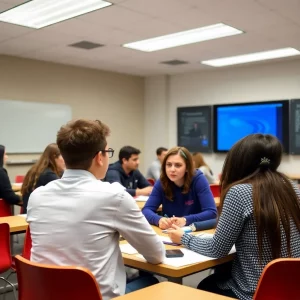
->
xmin=142 ymin=170 xmax=217 ymax=226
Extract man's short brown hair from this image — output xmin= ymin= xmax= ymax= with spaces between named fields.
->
xmin=57 ymin=119 xmax=110 ymax=170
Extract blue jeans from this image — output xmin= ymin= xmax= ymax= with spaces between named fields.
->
xmin=125 ymin=276 xmax=159 ymax=294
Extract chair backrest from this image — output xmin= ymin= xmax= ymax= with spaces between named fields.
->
xmin=15 ymin=255 xmax=103 ymax=300
xmin=22 ymin=226 xmax=32 ymax=260
xmin=210 ymin=184 xmax=220 ymax=197
xmin=0 ymin=223 xmax=12 ymax=273
xmin=147 ymin=178 xmax=155 ymax=186
xmin=253 ymin=258 xmax=300 ymax=300
xmin=0 ymin=198 xmax=12 ymax=217
xmin=15 ymin=175 xmax=25 ymax=183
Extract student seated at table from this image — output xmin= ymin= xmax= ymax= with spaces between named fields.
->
xmin=0 ymin=144 xmax=21 ymax=205
xmin=192 ymin=152 xmax=218 ymax=184
xmin=21 ymin=143 xmax=65 ymax=214
xmin=142 ymin=146 xmax=217 ymax=229
xmin=146 ymin=147 xmax=168 ymax=181
xmin=27 ymin=119 xmax=165 ymax=300
xmin=168 ymin=134 xmax=300 ymax=300
xmin=105 ymin=146 xmax=152 ymax=197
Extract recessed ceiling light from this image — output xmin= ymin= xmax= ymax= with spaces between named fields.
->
xmin=201 ymin=47 xmax=300 ymax=67
xmin=123 ymin=23 xmax=243 ymax=52
xmin=0 ymin=0 xmax=112 ymax=29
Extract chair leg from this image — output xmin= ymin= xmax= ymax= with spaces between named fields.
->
xmin=0 ymin=277 xmax=17 ymax=300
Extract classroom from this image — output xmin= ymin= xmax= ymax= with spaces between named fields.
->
xmin=0 ymin=1 xmax=300 ymax=300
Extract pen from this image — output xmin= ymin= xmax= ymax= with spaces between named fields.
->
xmin=163 ymin=241 xmax=181 ymax=246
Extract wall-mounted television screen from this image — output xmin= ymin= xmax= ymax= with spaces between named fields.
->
xmin=177 ymin=105 xmax=212 ymax=153
xmin=213 ymin=100 xmax=289 ymax=152
xmin=290 ymin=99 xmax=300 ymax=155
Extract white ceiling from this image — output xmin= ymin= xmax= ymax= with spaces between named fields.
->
xmin=0 ymin=0 xmax=300 ymax=76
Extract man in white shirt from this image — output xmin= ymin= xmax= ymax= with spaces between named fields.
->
xmin=27 ymin=119 xmax=165 ymax=300
xmin=146 ymin=147 xmax=168 ymax=181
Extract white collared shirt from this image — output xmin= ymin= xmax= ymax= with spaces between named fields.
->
xmin=27 ymin=169 xmax=165 ymax=300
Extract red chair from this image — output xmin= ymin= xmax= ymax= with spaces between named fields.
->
xmin=0 ymin=198 xmax=12 ymax=217
xmin=15 ymin=175 xmax=25 ymax=183
xmin=0 ymin=223 xmax=17 ymax=299
xmin=147 ymin=178 xmax=155 ymax=186
xmin=210 ymin=184 xmax=220 ymax=197
xmin=10 ymin=226 xmax=32 ymax=273
xmin=253 ymin=258 xmax=300 ymax=300
xmin=15 ymin=255 xmax=103 ymax=300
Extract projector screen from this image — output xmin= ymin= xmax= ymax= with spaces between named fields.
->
xmin=213 ymin=100 xmax=289 ymax=152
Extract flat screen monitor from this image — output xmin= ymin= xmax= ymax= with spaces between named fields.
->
xmin=290 ymin=99 xmax=300 ymax=154
xmin=177 ymin=105 xmax=212 ymax=153
xmin=213 ymin=100 xmax=289 ymax=152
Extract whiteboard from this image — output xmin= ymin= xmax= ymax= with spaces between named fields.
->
xmin=0 ymin=99 xmax=72 ymax=153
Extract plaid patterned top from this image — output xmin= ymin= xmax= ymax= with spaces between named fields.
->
xmin=182 ymin=183 xmax=300 ymax=300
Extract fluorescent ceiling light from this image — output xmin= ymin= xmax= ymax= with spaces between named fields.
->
xmin=0 ymin=0 xmax=112 ymax=29
xmin=202 ymin=47 xmax=300 ymax=67
xmin=123 ymin=23 xmax=243 ymax=52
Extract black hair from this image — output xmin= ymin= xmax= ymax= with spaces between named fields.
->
xmin=119 ymin=146 xmax=141 ymax=163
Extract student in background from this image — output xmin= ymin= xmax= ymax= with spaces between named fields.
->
xmin=105 ymin=146 xmax=152 ymax=196
xmin=21 ymin=143 xmax=65 ymax=214
xmin=142 ymin=146 xmax=217 ymax=229
xmin=192 ymin=152 xmax=217 ymax=184
xmin=27 ymin=119 xmax=165 ymax=300
xmin=0 ymin=144 xmax=21 ymax=205
xmin=168 ymin=134 xmax=300 ymax=300
xmin=146 ymin=147 xmax=168 ymax=181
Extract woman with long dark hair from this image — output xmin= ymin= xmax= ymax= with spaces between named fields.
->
xmin=0 ymin=145 xmax=21 ymax=205
xmin=168 ymin=134 xmax=300 ymax=300
xmin=21 ymin=143 xmax=65 ymax=213
xmin=142 ymin=146 xmax=217 ymax=229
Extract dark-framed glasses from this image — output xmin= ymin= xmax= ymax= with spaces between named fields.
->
xmin=96 ymin=148 xmax=114 ymax=158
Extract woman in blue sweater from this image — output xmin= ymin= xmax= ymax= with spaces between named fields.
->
xmin=142 ymin=146 xmax=217 ymax=229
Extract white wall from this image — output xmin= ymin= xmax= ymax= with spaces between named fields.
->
xmin=0 ymin=55 xmax=145 ymax=180
xmin=144 ymin=59 xmax=300 ymax=175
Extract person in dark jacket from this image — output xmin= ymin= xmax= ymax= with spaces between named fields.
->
xmin=0 ymin=144 xmax=21 ymax=205
xmin=105 ymin=146 xmax=152 ymax=197
xmin=21 ymin=143 xmax=65 ymax=213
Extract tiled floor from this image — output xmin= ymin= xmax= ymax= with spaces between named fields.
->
xmin=0 ymin=234 xmax=211 ymax=299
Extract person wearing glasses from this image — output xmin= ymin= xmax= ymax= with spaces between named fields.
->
xmin=27 ymin=119 xmax=165 ymax=300
xmin=105 ymin=146 xmax=153 ymax=196
xmin=21 ymin=143 xmax=65 ymax=213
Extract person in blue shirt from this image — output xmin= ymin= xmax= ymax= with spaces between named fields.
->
xmin=142 ymin=146 xmax=217 ymax=229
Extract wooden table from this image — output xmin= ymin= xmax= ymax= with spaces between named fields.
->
xmin=122 ymin=226 xmax=234 ymax=284
xmin=12 ymin=183 xmax=22 ymax=192
xmin=0 ymin=215 xmax=28 ymax=233
xmin=114 ymin=282 xmax=235 ymax=300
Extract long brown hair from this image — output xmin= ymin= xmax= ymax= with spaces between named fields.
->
xmin=21 ymin=143 xmax=61 ymax=194
xmin=192 ymin=152 xmax=213 ymax=173
xmin=220 ymin=134 xmax=300 ymax=261
xmin=160 ymin=146 xmax=195 ymax=201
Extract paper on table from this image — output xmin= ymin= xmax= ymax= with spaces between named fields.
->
xmin=135 ymin=248 xmax=217 ymax=267
xmin=120 ymin=244 xmax=138 ymax=254
xmin=17 ymin=214 xmax=27 ymax=218
xmin=134 ymin=196 xmax=149 ymax=202
xmin=13 ymin=183 xmax=22 ymax=186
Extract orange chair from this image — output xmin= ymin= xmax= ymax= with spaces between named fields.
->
xmin=253 ymin=258 xmax=300 ymax=300
xmin=0 ymin=223 xmax=17 ymax=299
xmin=210 ymin=184 xmax=220 ymax=197
xmin=147 ymin=178 xmax=155 ymax=186
xmin=14 ymin=175 xmax=25 ymax=183
xmin=15 ymin=255 xmax=103 ymax=300
xmin=0 ymin=198 xmax=12 ymax=217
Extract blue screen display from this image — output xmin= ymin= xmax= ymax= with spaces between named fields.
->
xmin=216 ymin=103 xmax=283 ymax=151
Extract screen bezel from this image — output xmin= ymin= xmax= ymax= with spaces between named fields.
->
xmin=213 ymin=100 xmax=290 ymax=153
